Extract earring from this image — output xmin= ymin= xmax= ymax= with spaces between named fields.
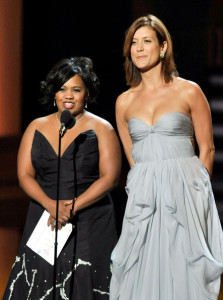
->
xmin=54 ymin=99 xmax=56 ymax=106
xmin=160 ymin=51 xmax=165 ymax=59
xmin=85 ymin=94 xmax=89 ymax=108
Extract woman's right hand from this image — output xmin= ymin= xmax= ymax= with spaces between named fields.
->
xmin=47 ymin=215 xmax=61 ymax=231
xmin=47 ymin=215 xmax=67 ymax=231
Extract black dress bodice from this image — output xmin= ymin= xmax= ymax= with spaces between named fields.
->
xmin=32 ymin=129 xmax=99 ymax=200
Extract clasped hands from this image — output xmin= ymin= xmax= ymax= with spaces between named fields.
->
xmin=47 ymin=199 xmax=76 ymax=231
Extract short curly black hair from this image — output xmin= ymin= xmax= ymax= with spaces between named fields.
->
xmin=39 ymin=56 xmax=100 ymax=108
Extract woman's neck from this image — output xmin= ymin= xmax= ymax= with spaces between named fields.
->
xmin=140 ymin=62 xmax=167 ymax=91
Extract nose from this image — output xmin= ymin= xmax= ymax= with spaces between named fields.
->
xmin=137 ymin=42 xmax=144 ymax=52
xmin=65 ymin=89 xmax=74 ymax=99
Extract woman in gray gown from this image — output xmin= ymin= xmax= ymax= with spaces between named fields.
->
xmin=110 ymin=14 xmax=223 ymax=300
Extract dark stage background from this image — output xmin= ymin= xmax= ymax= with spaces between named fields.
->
xmin=1 ymin=0 xmax=223 ymax=297
xmin=22 ymin=0 xmax=210 ymax=129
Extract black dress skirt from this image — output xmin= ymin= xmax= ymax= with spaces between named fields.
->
xmin=3 ymin=129 xmax=118 ymax=300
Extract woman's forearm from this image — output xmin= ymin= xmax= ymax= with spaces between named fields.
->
xmin=73 ymin=175 xmax=119 ymax=213
xmin=199 ymin=146 xmax=215 ymax=178
xmin=19 ymin=174 xmax=51 ymax=207
xmin=18 ymin=174 xmax=72 ymax=222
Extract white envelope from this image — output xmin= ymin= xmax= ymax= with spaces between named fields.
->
xmin=26 ymin=210 xmax=73 ymax=265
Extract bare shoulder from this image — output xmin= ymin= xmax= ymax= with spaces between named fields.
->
xmin=85 ymin=111 xmax=114 ymax=133
xmin=115 ymin=89 xmax=138 ymax=120
xmin=178 ymin=80 xmax=212 ymax=128
xmin=116 ymin=88 xmax=134 ymax=108
xmin=24 ymin=114 xmax=54 ymax=135
xmin=174 ymin=78 xmax=207 ymax=108
xmin=177 ymin=78 xmax=204 ymax=96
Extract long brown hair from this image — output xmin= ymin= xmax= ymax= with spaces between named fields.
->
xmin=123 ymin=14 xmax=178 ymax=87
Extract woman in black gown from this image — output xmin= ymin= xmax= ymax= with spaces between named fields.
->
xmin=3 ymin=56 xmax=121 ymax=300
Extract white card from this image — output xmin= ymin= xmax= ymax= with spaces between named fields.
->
xmin=26 ymin=210 xmax=73 ymax=265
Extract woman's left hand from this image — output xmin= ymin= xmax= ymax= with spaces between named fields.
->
xmin=47 ymin=215 xmax=65 ymax=231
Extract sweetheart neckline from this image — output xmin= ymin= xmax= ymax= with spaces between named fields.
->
xmin=35 ymin=129 xmax=96 ymax=158
xmin=129 ymin=112 xmax=192 ymax=127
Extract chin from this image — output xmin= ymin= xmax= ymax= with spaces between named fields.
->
xmin=139 ymin=65 xmax=151 ymax=73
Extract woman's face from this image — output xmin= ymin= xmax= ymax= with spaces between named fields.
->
xmin=55 ymin=74 xmax=88 ymax=116
xmin=130 ymin=26 xmax=164 ymax=72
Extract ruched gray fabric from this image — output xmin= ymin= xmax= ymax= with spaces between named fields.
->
xmin=110 ymin=112 xmax=223 ymax=300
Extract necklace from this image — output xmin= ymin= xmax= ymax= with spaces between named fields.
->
xmin=56 ymin=110 xmax=86 ymax=125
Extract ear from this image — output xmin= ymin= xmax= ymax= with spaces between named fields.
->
xmin=161 ymin=41 xmax=168 ymax=54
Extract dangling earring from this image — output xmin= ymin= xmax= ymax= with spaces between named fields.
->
xmin=85 ymin=94 xmax=89 ymax=108
xmin=160 ymin=51 xmax=165 ymax=59
xmin=54 ymin=99 xmax=56 ymax=106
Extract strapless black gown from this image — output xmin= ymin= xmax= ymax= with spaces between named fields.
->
xmin=3 ymin=129 xmax=117 ymax=300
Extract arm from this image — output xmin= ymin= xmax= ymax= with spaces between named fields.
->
xmin=116 ymin=93 xmax=135 ymax=167
xmin=17 ymin=120 xmax=72 ymax=224
xmin=69 ymin=120 xmax=122 ymax=213
xmin=188 ymin=82 xmax=215 ymax=178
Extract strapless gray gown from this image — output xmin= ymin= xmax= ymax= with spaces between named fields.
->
xmin=110 ymin=112 xmax=223 ymax=300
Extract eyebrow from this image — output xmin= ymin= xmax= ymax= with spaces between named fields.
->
xmin=133 ymin=36 xmax=154 ymax=40
xmin=62 ymin=85 xmax=82 ymax=88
